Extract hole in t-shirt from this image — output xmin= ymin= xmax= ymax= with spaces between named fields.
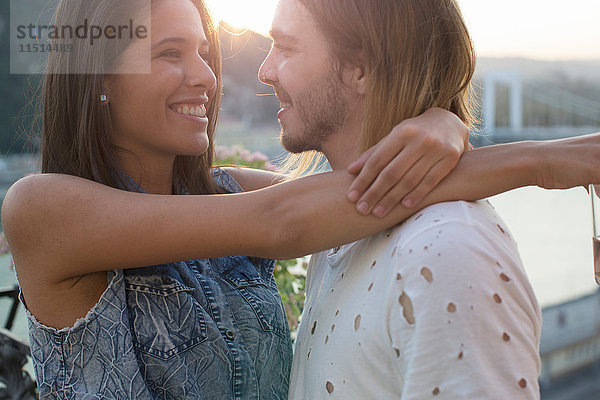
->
xmin=519 ymin=378 xmax=527 ymax=389
xmin=326 ymin=381 xmax=334 ymax=393
xmin=421 ymin=267 xmax=434 ymax=283
xmin=399 ymin=292 xmax=415 ymax=324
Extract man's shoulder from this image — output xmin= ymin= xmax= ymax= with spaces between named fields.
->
xmin=362 ymin=200 xmax=521 ymax=282
xmin=379 ymin=200 xmax=536 ymax=323
xmin=381 ymin=200 xmax=510 ymax=248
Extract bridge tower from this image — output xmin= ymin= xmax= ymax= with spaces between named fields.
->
xmin=482 ymin=70 xmax=524 ymax=135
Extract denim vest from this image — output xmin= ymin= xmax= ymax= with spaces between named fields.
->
xmin=24 ymin=170 xmax=293 ymax=399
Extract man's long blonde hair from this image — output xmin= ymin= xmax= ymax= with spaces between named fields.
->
xmin=286 ymin=0 xmax=476 ymax=176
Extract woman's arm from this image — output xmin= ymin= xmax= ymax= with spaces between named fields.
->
xmin=3 ymin=134 xmax=599 ymax=283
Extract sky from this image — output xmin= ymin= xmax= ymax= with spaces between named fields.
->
xmin=206 ymin=0 xmax=600 ymax=61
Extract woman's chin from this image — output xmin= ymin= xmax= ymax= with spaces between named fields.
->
xmin=180 ymin=136 xmax=210 ymax=157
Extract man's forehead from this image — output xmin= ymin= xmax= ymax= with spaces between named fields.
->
xmin=271 ymin=0 xmax=317 ymax=42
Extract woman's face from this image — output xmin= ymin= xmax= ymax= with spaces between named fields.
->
xmin=105 ymin=0 xmax=217 ymax=167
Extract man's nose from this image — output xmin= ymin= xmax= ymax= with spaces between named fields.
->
xmin=258 ymin=51 xmax=276 ymax=85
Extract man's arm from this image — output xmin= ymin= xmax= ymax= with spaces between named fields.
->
xmin=387 ymin=202 xmax=541 ymax=399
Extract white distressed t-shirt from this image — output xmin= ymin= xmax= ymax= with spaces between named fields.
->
xmin=289 ymin=200 xmax=541 ymax=399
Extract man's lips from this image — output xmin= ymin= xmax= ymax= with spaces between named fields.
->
xmin=276 ymin=97 xmax=292 ymax=119
xmin=274 ymin=87 xmax=293 ymax=107
xmin=273 ymin=87 xmax=294 ymax=119
xmin=276 ymin=96 xmax=293 ymax=120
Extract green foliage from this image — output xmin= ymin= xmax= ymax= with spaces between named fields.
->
xmin=214 ymin=144 xmax=278 ymax=171
xmin=273 ymin=258 xmax=306 ymax=337
xmin=0 ymin=232 xmax=13 ymax=270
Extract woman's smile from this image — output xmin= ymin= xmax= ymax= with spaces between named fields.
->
xmin=169 ymin=103 xmax=208 ymax=123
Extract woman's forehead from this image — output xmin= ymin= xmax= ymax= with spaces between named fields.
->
xmin=151 ymin=0 xmax=207 ymax=41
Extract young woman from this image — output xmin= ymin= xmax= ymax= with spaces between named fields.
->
xmin=4 ymin=0 xmax=600 ymax=398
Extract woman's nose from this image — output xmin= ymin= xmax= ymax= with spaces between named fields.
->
xmin=187 ymin=55 xmax=217 ymax=91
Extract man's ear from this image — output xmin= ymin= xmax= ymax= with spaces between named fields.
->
xmin=349 ymin=63 xmax=367 ymax=96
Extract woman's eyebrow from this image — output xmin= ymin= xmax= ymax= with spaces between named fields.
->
xmin=152 ymin=37 xmax=210 ymax=49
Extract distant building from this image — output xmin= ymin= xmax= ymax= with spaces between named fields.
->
xmin=540 ymin=289 xmax=600 ymax=393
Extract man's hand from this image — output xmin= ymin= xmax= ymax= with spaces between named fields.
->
xmin=347 ymin=108 xmax=469 ymax=217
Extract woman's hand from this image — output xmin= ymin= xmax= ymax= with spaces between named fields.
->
xmin=536 ymin=132 xmax=600 ymax=190
xmin=347 ymin=108 xmax=469 ymax=217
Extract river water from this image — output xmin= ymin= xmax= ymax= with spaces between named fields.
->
xmin=489 ymin=186 xmax=597 ymax=307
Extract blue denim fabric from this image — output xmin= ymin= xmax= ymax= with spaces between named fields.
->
xmin=24 ymin=170 xmax=293 ymax=399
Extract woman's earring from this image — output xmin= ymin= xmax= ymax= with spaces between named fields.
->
xmin=100 ymin=93 xmax=108 ymax=103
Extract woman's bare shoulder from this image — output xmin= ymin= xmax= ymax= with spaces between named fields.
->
xmin=4 ymin=173 xmax=101 ymax=205
xmin=3 ymin=174 xmax=100 ymax=231
xmin=1 ymin=174 xmax=121 ymax=272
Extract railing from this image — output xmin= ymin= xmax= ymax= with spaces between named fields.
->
xmin=0 ymin=285 xmax=37 ymax=399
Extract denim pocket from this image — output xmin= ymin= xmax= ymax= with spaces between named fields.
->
xmin=125 ymin=274 xmax=208 ymax=360
xmin=219 ymin=257 xmax=289 ymax=337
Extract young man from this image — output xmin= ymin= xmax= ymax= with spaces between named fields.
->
xmin=258 ymin=0 xmax=544 ymax=398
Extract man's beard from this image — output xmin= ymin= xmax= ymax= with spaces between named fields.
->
xmin=277 ymin=71 xmax=349 ymax=154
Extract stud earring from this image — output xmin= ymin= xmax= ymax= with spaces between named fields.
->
xmin=100 ymin=94 xmax=108 ymax=103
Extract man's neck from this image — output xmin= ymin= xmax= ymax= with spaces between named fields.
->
xmin=321 ymin=120 xmax=362 ymax=171
xmin=321 ymin=97 xmax=365 ymax=170
xmin=322 ymin=135 xmax=360 ymax=171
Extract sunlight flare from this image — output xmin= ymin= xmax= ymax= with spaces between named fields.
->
xmin=206 ymin=0 xmax=278 ymax=36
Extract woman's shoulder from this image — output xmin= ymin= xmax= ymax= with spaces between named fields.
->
xmin=5 ymin=173 xmax=100 ymax=205
xmin=2 ymin=174 xmax=52 ymax=237
xmin=1 ymin=173 xmax=119 ymax=273
xmin=2 ymin=173 xmax=93 ymax=232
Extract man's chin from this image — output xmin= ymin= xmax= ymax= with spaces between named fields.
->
xmin=280 ymin=130 xmax=317 ymax=154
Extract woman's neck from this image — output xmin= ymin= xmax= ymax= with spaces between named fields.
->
xmin=117 ymin=152 xmax=175 ymax=195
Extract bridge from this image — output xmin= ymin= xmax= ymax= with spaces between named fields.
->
xmin=539 ymin=289 xmax=600 ymax=399
xmin=476 ymin=70 xmax=600 ymax=144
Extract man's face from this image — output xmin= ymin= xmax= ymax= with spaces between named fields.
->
xmin=258 ymin=0 xmax=350 ymax=154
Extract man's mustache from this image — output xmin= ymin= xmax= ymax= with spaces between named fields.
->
xmin=273 ymin=85 xmax=292 ymax=103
